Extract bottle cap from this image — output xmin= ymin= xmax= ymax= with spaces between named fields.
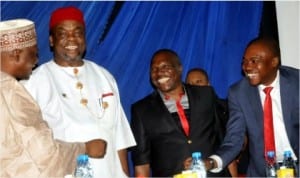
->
xmin=267 ymin=151 xmax=275 ymax=158
xmin=192 ymin=152 xmax=201 ymax=159
xmin=283 ymin=150 xmax=292 ymax=157
xmin=77 ymin=154 xmax=89 ymax=163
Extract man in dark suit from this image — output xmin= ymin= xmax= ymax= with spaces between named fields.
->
xmin=204 ymin=37 xmax=299 ymax=177
xmin=130 ymin=49 xmax=226 ymax=177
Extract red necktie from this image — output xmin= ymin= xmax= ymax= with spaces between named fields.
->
xmin=263 ymin=87 xmax=276 ymax=159
xmin=176 ymin=95 xmax=189 ymax=136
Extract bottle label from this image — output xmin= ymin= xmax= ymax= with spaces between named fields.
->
xmin=173 ymin=171 xmax=197 ymax=178
xmin=277 ymin=168 xmax=294 ymax=178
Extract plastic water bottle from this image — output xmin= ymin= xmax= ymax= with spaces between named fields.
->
xmin=190 ymin=152 xmax=206 ymax=178
xmin=282 ymin=150 xmax=297 ymax=176
xmin=265 ymin=151 xmax=277 ymax=178
xmin=282 ymin=150 xmax=296 ymax=169
xmin=277 ymin=150 xmax=297 ymax=178
xmin=74 ymin=154 xmax=93 ymax=178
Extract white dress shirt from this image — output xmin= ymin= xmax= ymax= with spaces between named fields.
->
xmin=257 ymin=71 xmax=297 ymax=162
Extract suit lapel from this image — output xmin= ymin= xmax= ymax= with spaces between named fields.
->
xmin=185 ymin=87 xmax=194 ymax=134
xmin=150 ymin=91 xmax=182 ymax=133
xmin=240 ymin=81 xmax=263 ymax=138
xmin=279 ymin=71 xmax=293 ymax=141
xmin=240 ymin=82 xmax=265 ymax=160
xmin=246 ymin=84 xmax=264 ymax=131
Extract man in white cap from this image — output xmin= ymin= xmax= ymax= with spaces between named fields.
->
xmin=0 ymin=18 xmax=106 ymax=177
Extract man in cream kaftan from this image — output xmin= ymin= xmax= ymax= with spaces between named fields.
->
xmin=22 ymin=60 xmax=136 ymax=178
xmin=0 ymin=18 xmax=105 ymax=178
xmin=0 ymin=72 xmax=87 ymax=177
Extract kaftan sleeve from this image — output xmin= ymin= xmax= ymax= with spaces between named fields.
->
xmin=0 ymin=77 xmax=86 ymax=177
xmin=109 ymin=78 xmax=136 ymax=150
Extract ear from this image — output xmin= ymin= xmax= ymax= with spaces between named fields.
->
xmin=9 ymin=49 xmax=21 ymax=62
xmin=1 ymin=49 xmax=21 ymax=75
xmin=178 ymin=65 xmax=183 ymax=73
xmin=272 ymin=56 xmax=280 ymax=67
xmin=49 ymin=35 xmax=54 ymax=47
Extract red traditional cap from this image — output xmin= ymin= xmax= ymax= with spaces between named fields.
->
xmin=49 ymin=6 xmax=85 ymax=29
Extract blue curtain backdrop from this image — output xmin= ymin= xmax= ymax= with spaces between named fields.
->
xmin=1 ymin=1 xmax=262 ymax=175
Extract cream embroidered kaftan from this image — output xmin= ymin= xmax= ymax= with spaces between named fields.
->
xmin=0 ymin=71 xmax=86 ymax=177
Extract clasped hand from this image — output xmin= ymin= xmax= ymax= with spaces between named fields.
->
xmin=85 ymin=139 xmax=107 ymax=158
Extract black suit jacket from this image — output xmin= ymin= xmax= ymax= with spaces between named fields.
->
xmin=130 ymin=84 xmax=225 ymax=177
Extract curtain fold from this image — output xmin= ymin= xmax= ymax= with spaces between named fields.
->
xmin=1 ymin=1 xmax=263 ymax=176
xmin=1 ymin=0 xmax=262 ymax=130
xmin=93 ymin=1 xmax=263 ymax=114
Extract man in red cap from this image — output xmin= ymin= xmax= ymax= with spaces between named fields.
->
xmin=49 ymin=6 xmax=85 ymax=29
xmin=0 ymin=18 xmax=106 ymax=177
xmin=21 ymin=6 xmax=136 ymax=178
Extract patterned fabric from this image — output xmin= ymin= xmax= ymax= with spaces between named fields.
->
xmin=0 ymin=71 xmax=85 ymax=177
xmin=0 ymin=19 xmax=36 ymax=51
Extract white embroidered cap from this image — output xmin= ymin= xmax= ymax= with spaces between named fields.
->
xmin=0 ymin=19 xmax=37 ymax=52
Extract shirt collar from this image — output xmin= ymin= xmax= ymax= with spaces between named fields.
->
xmin=258 ymin=70 xmax=280 ymax=91
xmin=158 ymin=86 xmax=187 ymax=101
